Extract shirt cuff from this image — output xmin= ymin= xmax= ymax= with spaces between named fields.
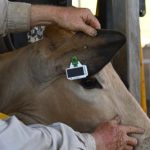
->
xmin=76 ymin=132 xmax=96 ymax=150
xmin=7 ymin=2 xmax=31 ymax=33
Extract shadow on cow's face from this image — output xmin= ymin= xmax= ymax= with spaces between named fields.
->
xmin=43 ymin=26 xmax=126 ymax=82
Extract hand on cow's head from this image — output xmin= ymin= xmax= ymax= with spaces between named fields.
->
xmin=32 ymin=25 xmax=126 ymax=83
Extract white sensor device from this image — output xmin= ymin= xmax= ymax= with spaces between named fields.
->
xmin=66 ymin=57 xmax=88 ymax=80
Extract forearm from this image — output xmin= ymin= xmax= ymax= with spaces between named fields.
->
xmin=0 ymin=0 xmax=31 ymax=36
xmin=0 ymin=1 xmax=61 ymax=37
xmin=0 ymin=1 xmax=100 ymax=37
xmin=31 ymin=5 xmax=61 ymax=28
xmin=0 ymin=1 xmax=59 ymax=36
xmin=0 ymin=116 xmax=96 ymax=150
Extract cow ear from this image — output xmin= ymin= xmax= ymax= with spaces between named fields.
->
xmin=44 ymin=25 xmax=74 ymax=50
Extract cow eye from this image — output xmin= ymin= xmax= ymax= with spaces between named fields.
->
xmin=80 ymin=77 xmax=103 ymax=89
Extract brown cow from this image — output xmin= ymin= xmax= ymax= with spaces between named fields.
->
xmin=0 ymin=26 xmax=149 ymax=149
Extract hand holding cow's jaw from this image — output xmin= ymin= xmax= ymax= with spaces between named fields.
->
xmin=92 ymin=116 xmax=144 ymax=150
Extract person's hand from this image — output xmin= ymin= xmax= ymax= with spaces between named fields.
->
xmin=53 ymin=7 xmax=101 ymax=36
xmin=92 ymin=116 xmax=144 ymax=150
xmin=31 ymin=6 xmax=100 ymax=36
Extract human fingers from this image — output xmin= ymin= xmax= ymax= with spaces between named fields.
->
xmin=124 ymin=145 xmax=133 ymax=150
xmin=78 ymin=22 xmax=98 ymax=37
xmin=124 ymin=126 xmax=144 ymax=134
xmin=82 ymin=13 xmax=101 ymax=30
xmin=78 ymin=8 xmax=100 ymax=36
xmin=126 ymin=136 xmax=138 ymax=146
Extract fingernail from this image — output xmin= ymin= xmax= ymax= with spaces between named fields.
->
xmin=141 ymin=128 xmax=145 ymax=132
xmin=96 ymin=24 xmax=101 ymax=29
xmin=138 ymin=128 xmax=145 ymax=133
xmin=91 ymin=30 xmax=97 ymax=36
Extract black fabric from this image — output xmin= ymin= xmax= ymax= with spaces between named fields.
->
xmin=139 ymin=0 xmax=146 ymax=17
xmin=0 ymin=38 xmax=11 ymax=53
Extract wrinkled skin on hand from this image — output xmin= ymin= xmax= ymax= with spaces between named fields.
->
xmin=31 ymin=5 xmax=100 ymax=37
xmin=53 ymin=7 xmax=101 ymax=36
xmin=92 ymin=116 xmax=144 ymax=150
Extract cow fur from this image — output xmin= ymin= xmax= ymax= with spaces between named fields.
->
xmin=0 ymin=26 xmax=150 ymax=149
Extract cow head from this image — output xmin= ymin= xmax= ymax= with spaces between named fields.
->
xmin=0 ymin=25 xmax=128 ymax=126
xmin=29 ymin=25 xmax=125 ymax=84
xmin=1 ymin=26 xmax=150 ymax=149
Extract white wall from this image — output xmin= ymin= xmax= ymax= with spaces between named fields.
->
xmin=72 ymin=0 xmax=97 ymax=14
xmin=140 ymin=1 xmax=150 ymax=46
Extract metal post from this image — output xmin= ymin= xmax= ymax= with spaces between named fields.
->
xmin=67 ymin=0 xmax=72 ymax=6
xmin=96 ymin=0 xmax=141 ymax=102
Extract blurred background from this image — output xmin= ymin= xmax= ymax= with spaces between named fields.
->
xmin=140 ymin=0 xmax=150 ymax=102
